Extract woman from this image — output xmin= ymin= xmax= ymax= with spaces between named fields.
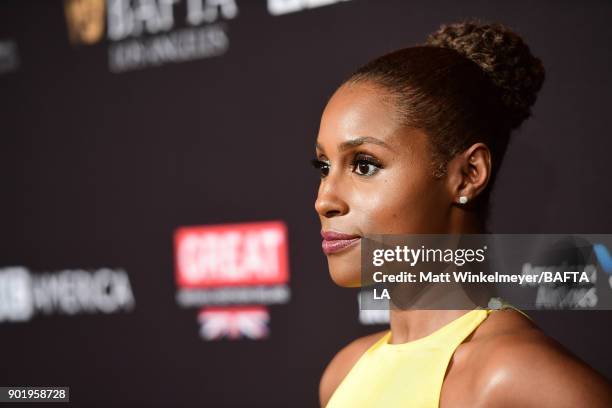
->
xmin=312 ymin=20 xmax=612 ymax=407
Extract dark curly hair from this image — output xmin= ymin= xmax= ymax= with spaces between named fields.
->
xmin=342 ymin=20 xmax=546 ymax=222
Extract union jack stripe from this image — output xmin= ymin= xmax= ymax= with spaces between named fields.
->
xmin=198 ymin=306 xmax=270 ymax=340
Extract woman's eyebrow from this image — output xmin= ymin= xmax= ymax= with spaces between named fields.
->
xmin=315 ymin=136 xmax=392 ymax=152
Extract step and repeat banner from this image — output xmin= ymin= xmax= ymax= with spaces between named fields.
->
xmin=1 ymin=0 xmax=611 ymax=406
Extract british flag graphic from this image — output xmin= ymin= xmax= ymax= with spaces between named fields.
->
xmin=198 ymin=306 xmax=270 ymax=340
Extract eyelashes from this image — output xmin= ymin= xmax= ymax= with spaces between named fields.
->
xmin=353 ymin=154 xmax=383 ymax=176
xmin=310 ymin=158 xmax=330 ymax=177
xmin=311 ymin=154 xmax=383 ymax=178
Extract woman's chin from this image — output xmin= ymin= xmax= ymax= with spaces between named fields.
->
xmin=324 ymin=240 xmax=362 ymax=287
xmin=328 ymin=268 xmax=361 ymax=288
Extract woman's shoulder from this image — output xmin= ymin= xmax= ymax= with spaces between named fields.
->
xmin=319 ymin=329 xmax=388 ymax=407
xmin=465 ymin=309 xmax=612 ymax=407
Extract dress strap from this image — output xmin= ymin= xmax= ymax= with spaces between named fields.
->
xmin=485 ymin=296 xmax=532 ymax=321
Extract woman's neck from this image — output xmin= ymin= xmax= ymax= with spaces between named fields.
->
xmin=387 ymin=282 xmax=479 ymax=344
xmin=385 ymin=208 xmax=488 ymax=344
xmin=449 ymin=207 xmax=486 ymax=234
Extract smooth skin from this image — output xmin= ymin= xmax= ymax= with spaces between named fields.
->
xmin=314 ymin=81 xmax=612 ymax=407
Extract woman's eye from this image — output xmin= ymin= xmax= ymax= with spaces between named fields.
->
xmin=352 ymin=156 xmax=382 ymax=176
xmin=311 ymin=158 xmax=330 ymax=178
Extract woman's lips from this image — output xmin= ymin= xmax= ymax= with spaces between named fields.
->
xmin=321 ymin=230 xmax=361 ymax=255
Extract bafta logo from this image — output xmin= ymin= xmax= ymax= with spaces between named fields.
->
xmin=64 ymin=0 xmax=105 ymax=45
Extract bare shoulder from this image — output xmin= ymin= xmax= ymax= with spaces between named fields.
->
xmin=469 ymin=310 xmax=612 ymax=408
xmin=319 ymin=330 xmax=388 ymax=407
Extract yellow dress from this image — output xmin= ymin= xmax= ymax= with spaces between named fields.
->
xmin=325 ymin=297 xmax=531 ymax=408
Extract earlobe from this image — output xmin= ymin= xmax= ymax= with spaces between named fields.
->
xmin=444 ymin=155 xmax=469 ymax=205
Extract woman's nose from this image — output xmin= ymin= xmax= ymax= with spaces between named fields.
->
xmin=315 ymin=177 xmax=349 ymax=218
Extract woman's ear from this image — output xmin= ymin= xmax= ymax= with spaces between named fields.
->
xmin=445 ymin=142 xmax=492 ymax=206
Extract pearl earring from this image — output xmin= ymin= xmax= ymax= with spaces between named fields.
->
xmin=459 ymin=196 xmax=468 ymax=204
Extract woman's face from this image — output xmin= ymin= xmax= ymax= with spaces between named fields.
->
xmin=314 ymin=82 xmax=452 ymax=287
